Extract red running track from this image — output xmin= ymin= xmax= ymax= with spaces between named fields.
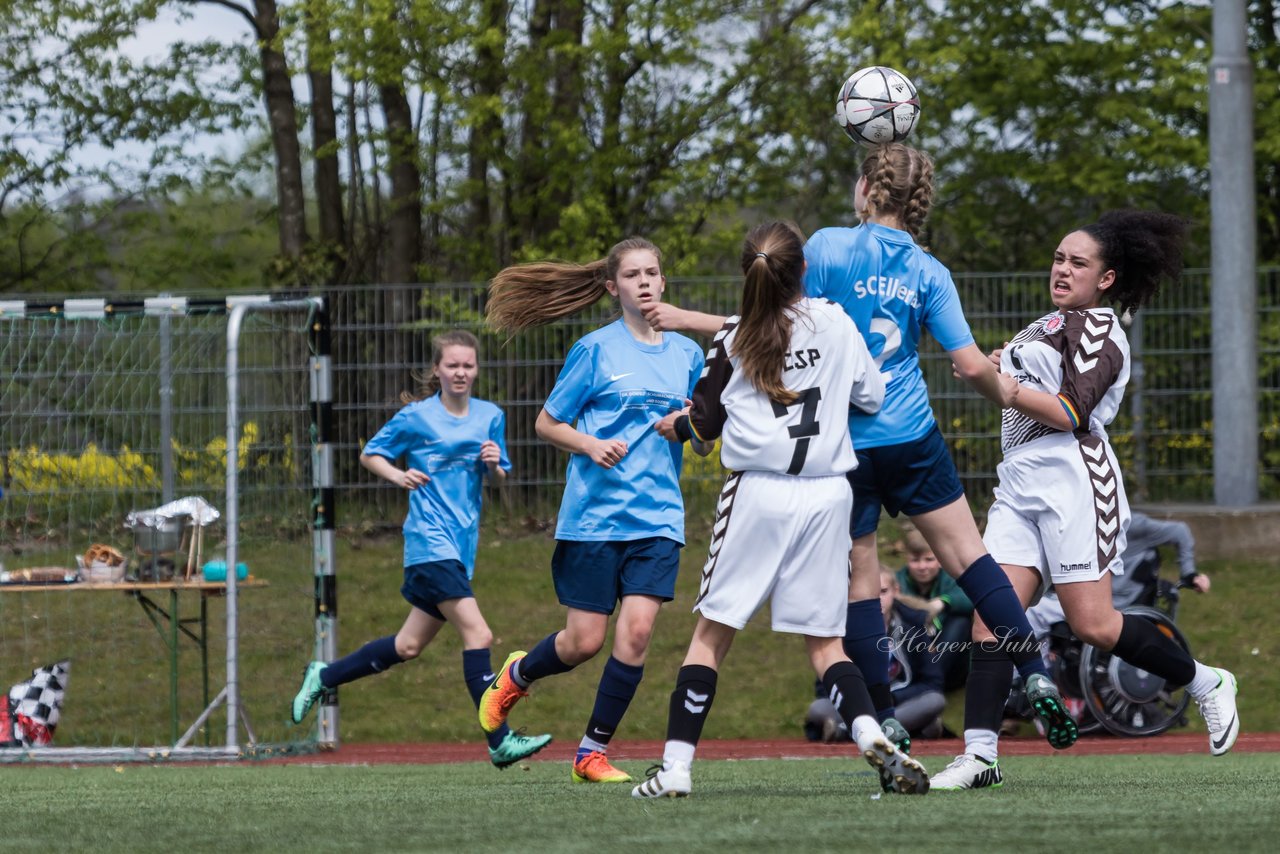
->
xmin=270 ymin=732 xmax=1280 ymax=766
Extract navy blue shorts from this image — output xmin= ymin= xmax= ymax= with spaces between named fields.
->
xmin=401 ymin=559 xmax=474 ymax=620
xmin=848 ymin=424 xmax=965 ymax=539
xmin=551 ymin=537 xmax=682 ymax=615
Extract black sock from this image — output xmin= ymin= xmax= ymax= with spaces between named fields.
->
xmin=820 ymin=660 xmax=876 ymax=728
xmin=666 ymin=665 xmax=718 ymax=746
xmin=964 ymin=648 xmax=1012 ymax=733
xmin=1111 ymin=613 xmax=1196 ymax=687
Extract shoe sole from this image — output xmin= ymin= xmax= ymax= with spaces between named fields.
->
xmin=631 ymin=781 xmax=690 ymax=799
xmin=1032 ymin=694 xmax=1079 ymax=750
xmin=862 ymin=739 xmax=930 ymax=795
xmin=491 ymin=737 xmax=552 ymax=770
xmin=572 ymin=771 xmax=633 ymax=784
xmin=932 ymin=778 xmax=1004 ymax=792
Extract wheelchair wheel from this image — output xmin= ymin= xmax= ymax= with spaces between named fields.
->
xmin=1078 ymin=605 xmax=1192 ymax=737
xmin=1049 ymin=631 xmax=1104 ymax=735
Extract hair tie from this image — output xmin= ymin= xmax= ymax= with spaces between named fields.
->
xmin=755 ymin=252 xmax=768 ymax=260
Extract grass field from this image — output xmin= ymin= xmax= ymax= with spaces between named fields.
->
xmin=327 ymin=523 xmax=1277 ymax=745
xmin=4 ymin=512 xmax=1274 ymax=749
xmin=2 ymin=753 xmax=1278 ymax=852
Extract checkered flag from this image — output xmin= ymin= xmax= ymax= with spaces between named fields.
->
xmin=2 ymin=661 xmax=71 ymax=747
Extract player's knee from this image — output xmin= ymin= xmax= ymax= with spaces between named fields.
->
xmin=615 ymin=624 xmax=653 ymax=660
xmin=1072 ymin=619 xmax=1117 ymax=649
xmin=468 ymin=627 xmax=494 ymax=651
xmin=562 ymin=629 xmax=606 ymax=662
xmin=395 ymin=637 xmax=425 ymax=660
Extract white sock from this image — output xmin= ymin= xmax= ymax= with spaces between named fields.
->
xmin=663 ymin=739 xmax=695 ymax=766
xmin=578 ymin=735 xmax=608 ymax=755
xmin=963 ymin=728 xmax=999 ymax=762
xmin=850 ymin=714 xmax=881 ymax=745
xmin=1187 ymin=661 xmax=1223 ymax=700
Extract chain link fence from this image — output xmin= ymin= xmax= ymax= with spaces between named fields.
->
xmin=319 ymin=268 xmax=1279 ymax=522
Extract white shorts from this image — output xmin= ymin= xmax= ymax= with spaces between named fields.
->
xmin=983 ymin=433 xmax=1129 ymax=589
xmin=694 ymin=470 xmax=851 ymax=636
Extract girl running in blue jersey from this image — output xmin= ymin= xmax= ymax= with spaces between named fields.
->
xmin=480 ymin=238 xmax=708 ymax=784
xmin=290 ymin=330 xmax=551 ymax=769
xmin=643 ymin=143 xmax=1077 ymax=756
xmin=933 ymin=210 xmax=1239 ymax=790
xmin=633 ymin=221 xmax=928 ymax=799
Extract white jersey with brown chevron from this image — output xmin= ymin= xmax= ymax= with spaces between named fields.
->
xmin=688 ymin=298 xmax=883 ymax=477
xmin=998 ymin=307 xmax=1130 ymax=454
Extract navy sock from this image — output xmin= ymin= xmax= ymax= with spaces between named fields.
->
xmin=842 ymin=599 xmax=894 ymax=720
xmin=821 ymin=660 xmax=877 ymax=726
xmin=320 ymin=636 xmax=404 ymax=688
xmin=517 ymin=631 xmax=576 ymax=684
xmin=955 ymin=556 xmax=1046 ymax=680
xmin=463 ymin=648 xmax=508 ymax=749
xmin=963 ymin=647 xmax=1013 ymax=733
xmin=1111 ymin=613 xmax=1196 ymax=687
xmin=666 ymin=664 xmax=718 ymax=746
xmin=583 ymin=657 xmax=644 ymax=749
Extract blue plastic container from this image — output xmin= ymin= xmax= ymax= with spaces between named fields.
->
xmin=201 ymin=560 xmax=248 ymax=582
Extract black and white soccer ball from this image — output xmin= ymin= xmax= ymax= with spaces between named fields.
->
xmin=835 ymin=66 xmax=921 ymax=147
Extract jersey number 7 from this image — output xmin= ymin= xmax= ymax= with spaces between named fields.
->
xmin=770 ymin=387 xmax=821 ymax=475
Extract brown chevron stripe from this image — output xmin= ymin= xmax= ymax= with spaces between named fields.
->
xmin=696 ymin=471 xmax=742 ymax=607
xmin=1077 ymin=434 xmax=1120 ymax=571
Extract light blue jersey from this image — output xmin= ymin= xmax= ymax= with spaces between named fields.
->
xmin=362 ymin=395 xmax=511 ymax=576
xmin=544 ymin=319 xmax=705 ymax=543
xmin=804 ymin=222 xmax=974 ymax=449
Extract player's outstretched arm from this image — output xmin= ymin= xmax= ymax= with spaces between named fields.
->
xmin=641 ymin=302 xmax=726 ymax=336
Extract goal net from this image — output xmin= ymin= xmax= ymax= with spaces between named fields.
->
xmin=0 ymin=295 xmax=334 ymax=760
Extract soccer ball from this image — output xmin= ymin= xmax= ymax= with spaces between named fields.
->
xmin=835 ymin=66 xmax=920 ymax=146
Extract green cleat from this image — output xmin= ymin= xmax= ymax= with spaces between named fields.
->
xmin=882 ymin=717 xmax=911 ymax=755
xmin=290 ymin=661 xmax=327 ymax=725
xmin=489 ymin=730 xmax=553 ymax=769
xmin=1026 ymin=672 xmax=1078 ymax=750
xmin=877 ymin=717 xmax=912 ymax=792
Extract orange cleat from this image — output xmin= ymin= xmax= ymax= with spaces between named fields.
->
xmin=571 ymin=750 xmax=633 ymax=783
xmin=478 ymin=650 xmax=529 ymax=734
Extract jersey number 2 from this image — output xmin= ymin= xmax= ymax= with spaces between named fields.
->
xmin=771 ymin=387 xmax=821 ymax=475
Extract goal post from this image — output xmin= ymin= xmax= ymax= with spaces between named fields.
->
xmin=0 ymin=294 xmax=335 ymax=761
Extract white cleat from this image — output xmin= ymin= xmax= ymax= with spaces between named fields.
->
xmin=1197 ymin=667 xmax=1240 ymax=756
xmin=856 ymin=730 xmax=929 ymax=795
xmin=631 ymin=759 xmax=693 ymax=799
xmin=930 ymin=754 xmax=1003 ymax=791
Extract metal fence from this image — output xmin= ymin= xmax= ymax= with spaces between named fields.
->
xmin=4 ymin=270 xmax=1275 ymax=526
xmin=321 ymin=267 xmax=1280 ymax=519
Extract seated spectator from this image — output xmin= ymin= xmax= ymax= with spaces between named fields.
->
xmin=895 ymin=527 xmax=973 ymax=690
xmin=805 ymin=568 xmax=947 ymax=742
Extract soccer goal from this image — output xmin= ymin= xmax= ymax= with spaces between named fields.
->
xmin=0 ymin=295 xmax=336 ymax=761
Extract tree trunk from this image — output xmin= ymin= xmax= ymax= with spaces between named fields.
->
xmin=304 ymin=0 xmax=345 ymax=280
xmin=378 ymin=81 xmax=422 ymax=285
xmin=253 ymin=0 xmax=308 ymax=261
xmin=468 ymin=0 xmax=509 ymax=272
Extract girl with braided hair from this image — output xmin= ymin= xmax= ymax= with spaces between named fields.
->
xmin=932 ymin=210 xmax=1239 ymax=790
xmin=634 ymin=221 xmax=930 ymax=798
xmin=644 ymin=143 xmax=1077 ymax=768
xmin=479 ymin=238 xmax=708 ymax=785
